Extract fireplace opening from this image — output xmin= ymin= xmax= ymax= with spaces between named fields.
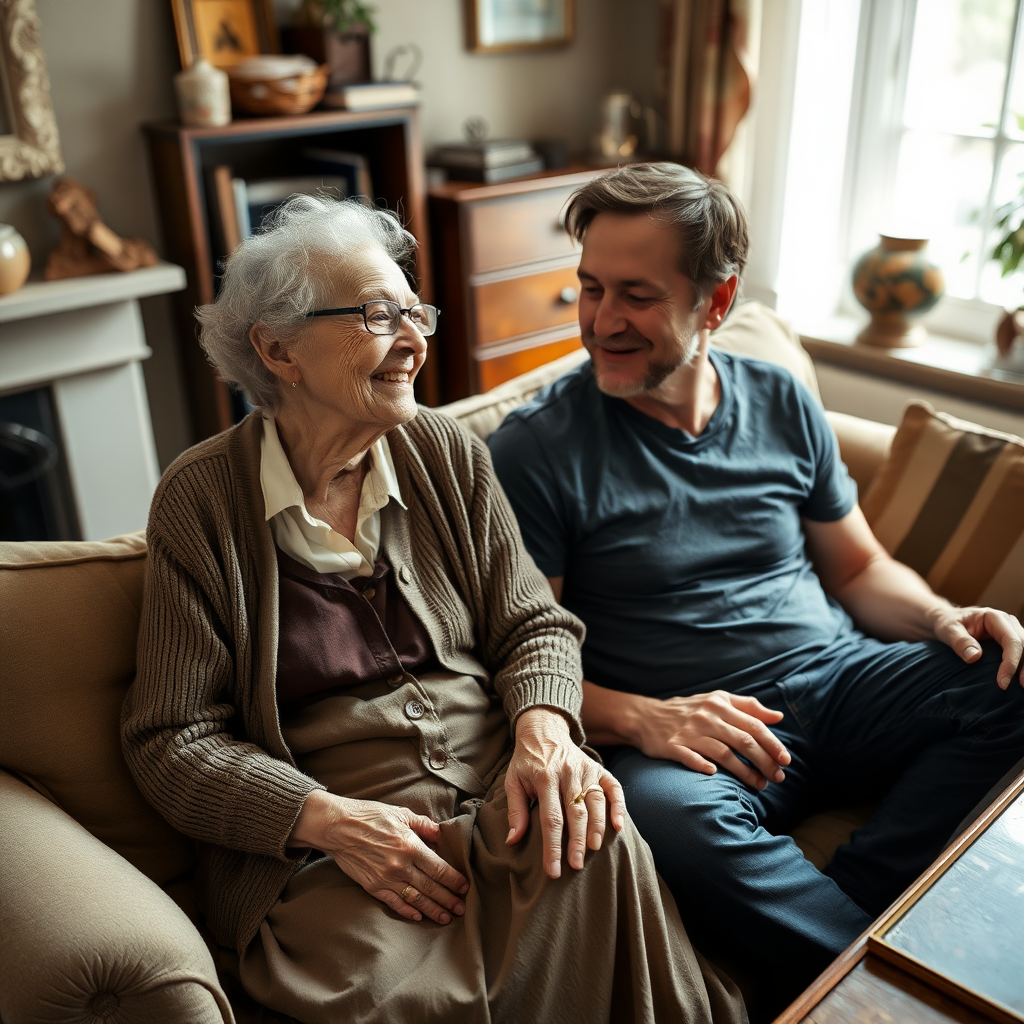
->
xmin=0 ymin=389 xmax=80 ymax=542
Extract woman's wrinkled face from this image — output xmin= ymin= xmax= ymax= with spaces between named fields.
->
xmin=292 ymin=246 xmax=427 ymax=433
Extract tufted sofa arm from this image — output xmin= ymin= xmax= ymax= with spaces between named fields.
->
xmin=0 ymin=770 xmax=233 ymax=1024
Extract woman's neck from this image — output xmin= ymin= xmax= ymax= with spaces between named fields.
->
xmin=272 ymin=403 xmax=383 ymax=514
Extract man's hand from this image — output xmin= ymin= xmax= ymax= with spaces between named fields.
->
xmin=805 ymin=510 xmax=1024 ymax=692
xmin=289 ymin=790 xmax=469 ymax=925
xmin=629 ymin=690 xmax=791 ymax=790
xmin=930 ymin=605 xmax=1024 ymax=689
xmin=505 ymin=707 xmax=626 ymax=879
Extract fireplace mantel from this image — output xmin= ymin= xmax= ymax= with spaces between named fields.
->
xmin=0 ymin=263 xmax=187 ymax=540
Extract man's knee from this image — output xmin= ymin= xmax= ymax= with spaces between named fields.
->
xmin=937 ymin=641 xmax=1024 ymax=737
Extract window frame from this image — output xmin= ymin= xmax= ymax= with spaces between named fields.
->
xmin=838 ymin=0 xmax=1024 ymax=344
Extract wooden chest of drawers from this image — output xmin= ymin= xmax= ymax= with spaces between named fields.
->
xmin=428 ymin=167 xmax=606 ymax=402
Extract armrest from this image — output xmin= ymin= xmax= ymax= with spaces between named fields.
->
xmin=826 ymin=410 xmax=896 ymax=498
xmin=0 ymin=770 xmax=233 ymax=1024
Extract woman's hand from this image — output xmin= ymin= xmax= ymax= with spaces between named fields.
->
xmin=289 ymin=790 xmax=469 ymax=924
xmin=505 ymin=707 xmax=626 ymax=879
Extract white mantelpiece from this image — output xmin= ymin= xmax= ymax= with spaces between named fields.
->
xmin=0 ymin=263 xmax=186 ymax=540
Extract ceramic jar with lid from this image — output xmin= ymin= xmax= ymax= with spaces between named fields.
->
xmin=174 ymin=58 xmax=231 ymax=127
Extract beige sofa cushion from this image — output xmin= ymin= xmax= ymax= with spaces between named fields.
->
xmin=0 ymin=533 xmax=194 ymax=884
xmin=442 ymin=300 xmax=819 ymax=441
xmin=862 ymin=402 xmax=1024 ymax=615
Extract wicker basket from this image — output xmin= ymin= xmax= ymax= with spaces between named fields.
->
xmin=228 ymin=64 xmax=329 ymax=117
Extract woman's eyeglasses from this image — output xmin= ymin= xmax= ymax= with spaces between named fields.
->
xmin=305 ymin=299 xmax=439 ymax=337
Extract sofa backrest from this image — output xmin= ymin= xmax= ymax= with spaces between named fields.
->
xmin=0 ymin=533 xmax=195 ymax=885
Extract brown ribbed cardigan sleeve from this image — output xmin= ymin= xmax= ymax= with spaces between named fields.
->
xmin=122 ymin=435 xmax=323 ymax=862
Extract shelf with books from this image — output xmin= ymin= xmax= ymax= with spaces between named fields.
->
xmin=143 ymin=107 xmax=434 ymax=441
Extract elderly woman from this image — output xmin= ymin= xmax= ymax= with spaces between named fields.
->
xmin=122 ymin=195 xmax=744 ymax=1024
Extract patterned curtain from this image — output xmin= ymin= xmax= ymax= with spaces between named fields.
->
xmin=656 ymin=0 xmax=760 ymax=180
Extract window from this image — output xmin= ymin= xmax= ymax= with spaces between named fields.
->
xmin=775 ymin=0 xmax=1024 ymax=344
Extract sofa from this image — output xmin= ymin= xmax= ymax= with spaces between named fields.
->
xmin=3 ymin=302 xmax=1020 ymax=1024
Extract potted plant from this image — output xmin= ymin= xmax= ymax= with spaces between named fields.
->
xmin=283 ymin=0 xmax=376 ymax=88
xmin=989 ymin=170 xmax=1024 ymax=359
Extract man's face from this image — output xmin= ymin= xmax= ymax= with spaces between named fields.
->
xmin=576 ymin=212 xmax=708 ymax=399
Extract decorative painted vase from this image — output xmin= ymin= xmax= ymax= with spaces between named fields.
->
xmin=0 ymin=224 xmax=31 ymax=296
xmin=851 ymin=235 xmax=945 ymax=348
xmin=174 ymin=59 xmax=231 ymax=127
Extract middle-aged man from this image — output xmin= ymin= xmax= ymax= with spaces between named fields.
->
xmin=487 ymin=162 xmax=1024 ymax=1020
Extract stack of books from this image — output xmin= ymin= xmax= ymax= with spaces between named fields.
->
xmin=320 ymin=80 xmax=419 ymax=111
xmin=429 ymin=139 xmax=544 ymax=184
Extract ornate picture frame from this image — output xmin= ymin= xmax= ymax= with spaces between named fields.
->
xmin=464 ymin=0 xmax=574 ymax=53
xmin=170 ymin=0 xmax=278 ymax=70
xmin=0 ymin=0 xmax=64 ymax=183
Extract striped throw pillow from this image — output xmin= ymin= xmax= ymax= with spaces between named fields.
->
xmin=861 ymin=402 xmax=1024 ymax=617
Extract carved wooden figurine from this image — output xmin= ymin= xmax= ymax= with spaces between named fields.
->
xmin=44 ymin=178 xmax=158 ymax=281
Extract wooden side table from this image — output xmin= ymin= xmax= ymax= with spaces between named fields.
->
xmin=778 ymin=765 xmax=1024 ymax=1024
xmin=428 ymin=166 xmax=606 ymax=403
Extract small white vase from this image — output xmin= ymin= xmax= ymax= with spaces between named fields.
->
xmin=0 ymin=224 xmax=31 ymax=296
xmin=174 ymin=59 xmax=231 ymax=127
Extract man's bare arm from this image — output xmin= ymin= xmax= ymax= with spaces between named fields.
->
xmin=803 ymin=505 xmax=1024 ymax=689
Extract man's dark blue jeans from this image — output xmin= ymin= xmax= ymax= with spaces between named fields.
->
xmin=604 ymin=636 xmax=1024 ymax=1022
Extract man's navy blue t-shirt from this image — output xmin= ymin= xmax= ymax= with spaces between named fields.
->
xmin=488 ymin=349 xmax=859 ymax=698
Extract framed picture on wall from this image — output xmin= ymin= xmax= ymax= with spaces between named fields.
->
xmin=464 ymin=0 xmax=574 ymax=53
xmin=170 ymin=0 xmax=279 ymax=69
xmin=0 ymin=0 xmax=64 ymax=181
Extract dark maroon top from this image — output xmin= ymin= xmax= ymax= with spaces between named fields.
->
xmin=275 ymin=550 xmax=438 ymax=709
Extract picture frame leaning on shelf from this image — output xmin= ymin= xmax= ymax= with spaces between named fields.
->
xmin=170 ymin=0 xmax=279 ymax=70
xmin=0 ymin=0 xmax=64 ymax=182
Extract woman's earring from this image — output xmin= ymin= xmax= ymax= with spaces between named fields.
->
xmin=292 ymin=381 xmax=298 ymax=388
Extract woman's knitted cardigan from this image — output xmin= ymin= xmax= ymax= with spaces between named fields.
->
xmin=122 ymin=408 xmax=585 ymax=951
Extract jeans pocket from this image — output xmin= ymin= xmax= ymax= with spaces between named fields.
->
xmin=776 ymin=672 xmax=818 ymax=734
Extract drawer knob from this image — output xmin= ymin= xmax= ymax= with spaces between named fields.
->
xmin=559 ymin=286 xmax=579 ymax=304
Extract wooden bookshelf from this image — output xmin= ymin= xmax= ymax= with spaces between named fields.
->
xmin=143 ymin=107 xmax=434 ymax=443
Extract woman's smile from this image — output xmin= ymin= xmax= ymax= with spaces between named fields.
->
xmin=371 ymin=368 xmax=413 ymax=383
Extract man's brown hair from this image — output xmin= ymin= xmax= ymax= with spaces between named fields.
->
xmin=564 ymin=162 xmax=749 ymax=308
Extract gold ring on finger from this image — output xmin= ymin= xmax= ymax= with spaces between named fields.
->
xmin=575 ymin=785 xmax=603 ymax=805
xmin=401 ymin=884 xmax=415 ymax=902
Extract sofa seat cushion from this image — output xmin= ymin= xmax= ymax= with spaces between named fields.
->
xmin=0 ymin=532 xmax=194 ymax=884
xmin=861 ymin=402 xmax=1024 ymax=615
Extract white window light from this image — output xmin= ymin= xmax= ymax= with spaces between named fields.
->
xmin=775 ymin=0 xmax=1024 ymax=346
